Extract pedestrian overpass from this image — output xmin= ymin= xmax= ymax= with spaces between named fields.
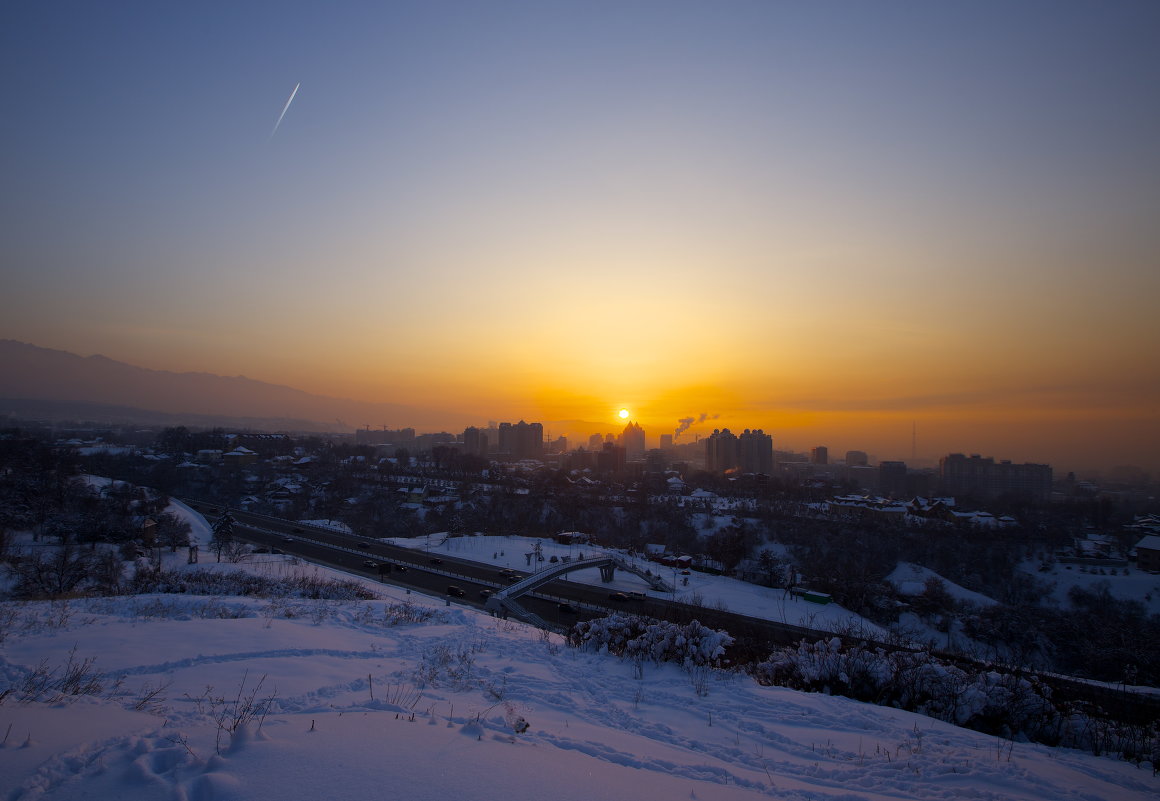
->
xmin=483 ymin=554 xmax=672 ymax=626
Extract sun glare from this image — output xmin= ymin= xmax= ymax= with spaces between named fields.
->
xmin=618 ymin=408 xmax=630 ymax=420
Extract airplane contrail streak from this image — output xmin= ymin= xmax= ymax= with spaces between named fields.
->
xmin=269 ymin=82 xmax=300 ymax=140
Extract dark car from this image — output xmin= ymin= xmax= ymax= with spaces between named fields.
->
xmin=362 ymin=560 xmax=378 ymax=568
xmin=608 ymin=592 xmax=628 ymax=602
xmin=357 ymin=543 xmax=370 ymax=549
xmin=429 ymin=557 xmax=444 ymax=565
xmin=292 ymin=528 xmax=303 ymax=533
xmin=446 ymin=585 xmax=466 ymax=597
xmin=557 ymin=602 xmax=578 ymax=614
xmin=394 ymin=564 xmax=408 ymax=573
xmin=479 ymin=589 xmax=493 ymax=599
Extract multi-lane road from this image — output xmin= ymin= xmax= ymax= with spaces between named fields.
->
xmin=183 ymin=500 xmax=1160 ymax=723
xmin=183 ymin=500 xmax=855 ymax=644
xmin=183 ymin=500 xmax=608 ymax=629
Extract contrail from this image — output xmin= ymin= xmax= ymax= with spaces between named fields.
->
xmin=269 ymin=82 xmax=300 ymax=140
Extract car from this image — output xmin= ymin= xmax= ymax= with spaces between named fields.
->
xmin=271 ymin=548 xmax=284 ymax=555
xmin=478 ymin=589 xmax=493 ymax=599
xmin=608 ymin=592 xmax=628 ymax=602
xmin=281 ymin=537 xmax=294 ymax=544
xmin=446 ymin=585 xmax=466 ymax=597
xmin=362 ymin=560 xmax=378 ymax=568
xmin=357 ymin=543 xmax=369 ymax=549
xmin=557 ymin=602 xmax=578 ymax=614
xmin=394 ymin=564 xmax=408 ymax=573
xmin=292 ymin=528 xmax=303 ymax=533
xmin=626 ymin=591 xmax=646 ymax=601
xmin=252 ymin=547 xmax=271 ymax=554
xmin=679 ymin=569 xmax=691 ymax=575
xmin=499 ymin=568 xmax=518 ymax=576
xmin=429 ymin=557 xmax=443 ymax=565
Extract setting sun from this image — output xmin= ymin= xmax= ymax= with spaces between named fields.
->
xmin=618 ymin=408 xmax=630 ymax=420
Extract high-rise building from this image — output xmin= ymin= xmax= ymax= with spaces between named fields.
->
xmin=811 ymin=446 xmax=828 ymax=465
xmin=939 ymin=453 xmax=1052 ymax=501
xmin=878 ymin=460 xmax=908 ymax=498
xmin=497 ymin=420 xmax=544 ymax=460
xmin=705 ymin=428 xmax=740 ymax=472
xmin=597 ymin=442 xmax=626 ymax=473
xmin=462 ymin=426 xmax=488 ymax=457
xmin=845 ymin=450 xmax=868 ymax=467
xmin=620 ymin=421 xmax=645 ymax=460
xmin=659 ymin=433 xmax=674 ymax=452
xmin=738 ymin=429 xmax=773 ymax=474
xmin=588 ymin=433 xmax=604 ymax=451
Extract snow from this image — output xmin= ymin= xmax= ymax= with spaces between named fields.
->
xmin=390 ymin=533 xmax=888 ymax=636
xmin=886 ymin=563 xmax=999 ymax=607
xmin=1028 ymin=559 xmax=1160 ymax=616
xmin=167 ymin=499 xmax=213 ymax=545
xmin=295 ymin=519 xmax=354 ymax=535
xmin=2 ymin=551 xmax=1155 ymax=801
xmin=1134 ymin=534 xmax=1160 ymax=551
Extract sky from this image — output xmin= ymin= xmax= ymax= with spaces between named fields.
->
xmin=2 ymin=1 xmax=1158 ymax=472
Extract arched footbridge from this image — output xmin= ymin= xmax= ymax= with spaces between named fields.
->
xmin=483 ymin=555 xmax=673 ymax=628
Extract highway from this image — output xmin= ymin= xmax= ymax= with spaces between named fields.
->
xmin=183 ymin=500 xmax=600 ymax=629
xmin=183 ymin=500 xmax=864 ymax=645
xmin=184 ymin=500 xmax=1160 ymax=723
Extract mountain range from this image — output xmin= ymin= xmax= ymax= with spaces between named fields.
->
xmin=0 ymin=340 xmax=454 ymax=433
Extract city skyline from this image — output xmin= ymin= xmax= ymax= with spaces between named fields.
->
xmin=2 ymin=2 xmax=1158 ymax=474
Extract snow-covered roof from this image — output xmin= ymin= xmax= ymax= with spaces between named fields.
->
xmin=1136 ymin=534 xmax=1160 ymax=552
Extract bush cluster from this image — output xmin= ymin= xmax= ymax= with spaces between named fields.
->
xmin=127 ymin=568 xmax=378 ymax=601
xmin=750 ymin=637 xmax=1159 ymax=765
xmin=566 ymin=613 xmax=732 ymax=668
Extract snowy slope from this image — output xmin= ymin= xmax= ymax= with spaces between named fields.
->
xmin=886 ymin=562 xmax=999 ymax=607
xmin=394 ymin=532 xmax=888 ymax=637
xmin=1 ymin=554 xmax=1155 ymax=801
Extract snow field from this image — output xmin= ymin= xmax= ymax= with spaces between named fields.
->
xmin=2 ymin=575 xmax=1156 ymax=801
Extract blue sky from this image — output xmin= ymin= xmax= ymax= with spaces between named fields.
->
xmin=2 ymin=1 xmax=1159 ymax=469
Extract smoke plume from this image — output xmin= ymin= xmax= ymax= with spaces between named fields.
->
xmin=674 ymin=412 xmax=719 ymax=440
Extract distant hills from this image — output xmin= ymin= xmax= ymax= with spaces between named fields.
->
xmin=0 ymin=340 xmax=453 ymax=433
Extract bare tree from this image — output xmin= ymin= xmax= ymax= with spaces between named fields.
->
xmin=10 ymin=537 xmax=95 ymax=598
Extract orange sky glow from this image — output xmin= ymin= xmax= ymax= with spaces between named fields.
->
xmin=2 ymin=3 xmax=1158 ymax=474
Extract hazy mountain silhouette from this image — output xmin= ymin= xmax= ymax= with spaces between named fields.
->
xmin=0 ymin=340 xmax=455 ymax=431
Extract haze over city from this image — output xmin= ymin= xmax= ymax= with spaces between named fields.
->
xmin=2 ymin=2 xmax=1158 ymax=474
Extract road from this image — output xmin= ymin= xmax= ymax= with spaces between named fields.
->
xmin=185 ymin=501 xmax=598 ymax=629
xmin=184 ymin=500 xmax=1160 ymax=723
xmin=185 ymin=500 xmax=842 ymax=645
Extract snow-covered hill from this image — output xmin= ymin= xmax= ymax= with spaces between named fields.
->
xmin=392 ymin=531 xmax=888 ymax=637
xmin=1 ymin=551 xmax=1155 ymax=801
